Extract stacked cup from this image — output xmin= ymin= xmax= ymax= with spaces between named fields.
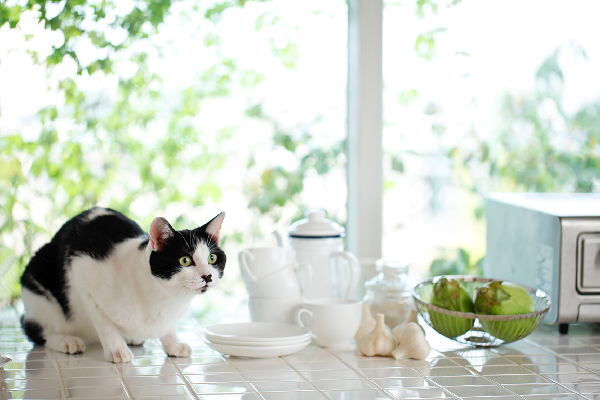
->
xmin=238 ymin=247 xmax=312 ymax=324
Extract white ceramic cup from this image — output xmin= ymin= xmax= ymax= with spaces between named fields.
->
xmin=244 ymin=262 xmax=312 ymax=299
xmin=238 ymin=247 xmax=297 ymax=283
xmin=294 ymin=298 xmax=362 ymax=350
xmin=248 ymin=297 xmax=303 ymax=324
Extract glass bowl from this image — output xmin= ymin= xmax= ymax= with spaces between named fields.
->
xmin=412 ymin=275 xmax=551 ymax=346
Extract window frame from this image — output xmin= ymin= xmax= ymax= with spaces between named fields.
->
xmin=347 ymin=0 xmax=384 ymax=288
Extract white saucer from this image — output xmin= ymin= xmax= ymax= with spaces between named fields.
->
xmin=203 ymin=322 xmax=311 ymax=343
xmin=204 ymin=339 xmax=311 ymax=358
xmin=206 ymin=334 xmax=310 ymax=347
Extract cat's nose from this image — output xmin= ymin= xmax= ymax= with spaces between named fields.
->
xmin=202 ymin=274 xmax=212 ymax=283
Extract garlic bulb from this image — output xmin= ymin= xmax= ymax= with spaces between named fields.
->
xmin=355 ymin=303 xmax=376 ymax=342
xmin=392 ymin=322 xmax=431 ymax=360
xmin=391 ymin=309 xmax=422 ymax=344
xmin=391 ymin=323 xmax=403 ymax=345
xmin=358 ymin=313 xmax=397 ymax=357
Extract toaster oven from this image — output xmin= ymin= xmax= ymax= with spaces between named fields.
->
xmin=484 ymin=193 xmax=600 ymax=333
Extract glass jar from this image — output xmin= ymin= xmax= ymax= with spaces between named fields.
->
xmin=363 ymin=259 xmax=413 ymax=328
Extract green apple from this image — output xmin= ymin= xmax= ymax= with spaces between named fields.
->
xmin=474 ymin=280 xmax=537 ymax=341
xmin=429 ymin=277 xmax=475 ymax=338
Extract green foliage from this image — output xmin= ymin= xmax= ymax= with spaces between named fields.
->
xmin=392 ymin=1 xmax=600 ymax=277
xmin=244 ymin=107 xmax=343 ymax=218
xmin=413 ymin=0 xmax=460 ymax=60
xmin=429 ymin=248 xmax=483 ymax=277
xmin=0 ymin=0 xmax=343 ymax=304
xmin=426 ymin=43 xmax=600 ymax=276
xmin=448 ymin=43 xmax=600 ymax=196
xmin=414 ymin=27 xmax=447 ymax=60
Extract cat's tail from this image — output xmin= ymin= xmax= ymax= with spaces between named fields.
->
xmin=20 ymin=315 xmax=46 ymax=345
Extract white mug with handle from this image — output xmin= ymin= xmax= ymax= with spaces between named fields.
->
xmin=295 ymin=298 xmax=362 ymax=350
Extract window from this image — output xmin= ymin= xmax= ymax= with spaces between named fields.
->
xmin=380 ymin=0 xmax=600 ymax=278
xmin=0 ymin=1 xmax=347 ymax=315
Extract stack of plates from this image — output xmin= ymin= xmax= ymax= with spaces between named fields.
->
xmin=203 ymin=322 xmax=312 ymax=358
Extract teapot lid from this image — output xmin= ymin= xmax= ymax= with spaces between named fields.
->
xmin=287 ymin=209 xmax=345 ymax=238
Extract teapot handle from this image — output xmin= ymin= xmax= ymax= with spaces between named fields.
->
xmin=238 ymin=249 xmax=258 ymax=282
xmin=331 ymin=251 xmax=360 ymax=298
xmin=294 ymin=263 xmax=313 ymax=297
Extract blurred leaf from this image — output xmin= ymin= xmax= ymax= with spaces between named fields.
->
xmin=429 ymin=248 xmax=483 ymax=277
xmin=535 ymin=49 xmax=563 ymax=85
xmin=431 ymin=123 xmax=445 ymax=135
xmin=415 ymin=0 xmax=439 ymax=19
xmin=398 ymin=89 xmax=419 ymax=106
xmin=423 ymin=101 xmax=442 ymax=115
xmin=414 ymin=27 xmax=447 ymax=60
xmin=391 ymin=156 xmax=404 ymax=173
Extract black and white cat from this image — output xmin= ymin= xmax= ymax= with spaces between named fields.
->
xmin=20 ymin=207 xmax=226 ymax=363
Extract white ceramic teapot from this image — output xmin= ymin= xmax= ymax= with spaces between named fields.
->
xmin=287 ymin=209 xmax=360 ymax=299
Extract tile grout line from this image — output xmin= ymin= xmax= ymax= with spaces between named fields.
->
xmin=114 ymin=359 xmax=135 ymax=400
xmin=545 ymin=337 xmax=600 ymax=378
xmin=158 ymin=324 xmax=211 ymax=400
xmin=327 ymin=349 xmax=461 ymax=400
xmin=48 ymin=349 xmax=72 ymax=400
xmin=167 ymin=356 xmax=202 ymax=400
xmin=279 ymin=353 xmax=334 ymax=400
xmin=515 ymin=340 xmax=595 ymax=399
xmin=418 ymin=353 xmax=484 ymax=400
xmin=489 ymin=341 xmax=592 ymax=400
xmin=326 ymin=349 xmax=404 ymax=400
xmin=221 ymin=358 xmax=268 ymax=400
xmin=435 ymin=350 xmax=526 ymax=400
xmin=190 ymin=318 xmax=267 ymax=400
xmin=522 ymin=338 xmax=600 ymax=377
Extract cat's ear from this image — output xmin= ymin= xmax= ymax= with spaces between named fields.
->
xmin=197 ymin=212 xmax=225 ymax=244
xmin=149 ymin=217 xmax=175 ymax=251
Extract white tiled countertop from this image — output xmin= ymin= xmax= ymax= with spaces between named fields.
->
xmin=1 ymin=312 xmax=600 ymax=400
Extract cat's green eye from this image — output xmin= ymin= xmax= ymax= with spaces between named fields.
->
xmin=179 ymin=256 xmax=192 ymax=267
xmin=208 ymin=254 xmax=217 ymax=264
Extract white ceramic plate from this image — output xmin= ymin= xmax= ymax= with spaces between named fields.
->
xmin=204 ymin=339 xmax=311 ymax=358
xmin=203 ymin=322 xmax=311 ymax=343
xmin=205 ymin=334 xmax=310 ymax=347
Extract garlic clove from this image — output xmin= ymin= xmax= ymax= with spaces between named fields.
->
xmin=392 ymin=322 xmax=431 ymax=360
xmin=407 ymin=309 xmax=419 ymax=324
xmin=355 ymin=303 xmax=376 ymax=341
xmin=392 ymin=309 xmax=423 ymax=343
xmin=358 ymin=313 xmax=397 ymax=357
xmin=391 ymin=323 xmax=403 ymax=345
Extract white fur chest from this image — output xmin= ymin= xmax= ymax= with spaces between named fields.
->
xmin=69 ymin=238 xmax=196 ymax=341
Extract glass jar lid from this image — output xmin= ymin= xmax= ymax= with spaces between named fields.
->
xmin=365 ymin=259 xmax=410 ymax=293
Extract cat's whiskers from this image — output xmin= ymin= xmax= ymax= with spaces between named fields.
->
xmin=216 ymin=284 xmax=232 ymax=296
xmin=173 ymin=283 xmax=185 ymax=303
xmin=174 ymin=282 xmax=193 ymax=305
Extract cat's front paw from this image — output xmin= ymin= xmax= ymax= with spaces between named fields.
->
xmin=45 ymin=334 xmax=86 ymax=354
xmin=104 ymin=345 xmax=134 ymax=363
xmin=164 ymin=342 xmax=191 ymax=357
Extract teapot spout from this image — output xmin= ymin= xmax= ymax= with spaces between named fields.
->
xmin=271 ymin=230 xmax=284 ymax=247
